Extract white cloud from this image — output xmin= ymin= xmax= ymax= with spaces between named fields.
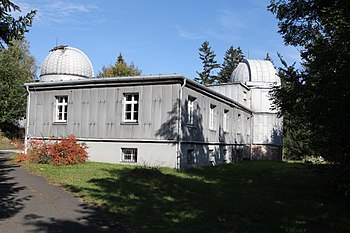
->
xmin=217 ymin=10 xmax=246 ymax=31
xmin=15 ymin=0 xmax=100 ymax=26
xmin=175 ymin=26 xmax=206 ymax=40
xmin=175 ymin=9 xmax=243 ymax=42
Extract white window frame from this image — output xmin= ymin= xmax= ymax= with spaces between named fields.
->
xmin=187 ymin=96 xmax=196 ymax=125
xmin=209 ymin=104 xmax=216 ymax=130
xmin=121 ymin=148 xmax=138 ymax=163
xmin=223 ymin=109 xmax=229 ymax=132
xmin=123 ymin=93 xmax=139 ymax=123
xmin=55 ymin=96 xmax=68 ymax=123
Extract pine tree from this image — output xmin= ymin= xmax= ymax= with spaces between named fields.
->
xmin=117 ymin=53 xmax=125 ymax=64
xmin=0 ymin=0 xmax=36 ymax=48
xmin=264 ymin=52 xmax=274 ymax=65
xmin=98 ymin=53 xmax=141 ymax=78
xmin=217 ymin=46 xmax=244 ymax=83
xmin=195 ymin=41 xmax=220 ymax=85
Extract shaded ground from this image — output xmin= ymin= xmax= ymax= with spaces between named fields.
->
xmin=23 ymin=160 xmax=350 ymax=233
xmin=0 ymin=151 xmax=128 ymax=233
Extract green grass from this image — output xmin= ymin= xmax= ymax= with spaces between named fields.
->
xmin=22 ymin=161 xmax=350 ymax=233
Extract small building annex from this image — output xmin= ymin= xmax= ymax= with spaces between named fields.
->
xmin=24 ymin=46 xmax=282 ymax=169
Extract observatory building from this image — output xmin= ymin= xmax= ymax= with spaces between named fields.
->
xmin=24 ymin=46 xmax=282 ymax=169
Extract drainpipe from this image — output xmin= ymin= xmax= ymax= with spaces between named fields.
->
xmin=24 ymin=86 xmax=30 ymax=154
xmin=249 ymin=113 xmax=253 ymax=160
xmin=176 ymin=78 xmax=186 ymax=170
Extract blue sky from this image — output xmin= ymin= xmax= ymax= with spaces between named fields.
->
xmin=17 ymin=0 xmax=300 ymax=79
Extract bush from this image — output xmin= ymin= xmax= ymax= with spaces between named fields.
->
xmin=17 ymin=135 xmax=88 ymax=165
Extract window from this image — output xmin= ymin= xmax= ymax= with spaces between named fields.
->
xmin=223 ymin=109 xmax=229 ymax=132
xmin=223 ymin=148 xmax=228 ymax=161
xmin=243 ymin=91 xmax=247 ymax=101
xmin=55 ymin=96 xmax=68 ymax=123
xmin=209 ymin=104 xmax=216 ymax=130
xmin=187 ymin=97 xmax=194 ymax=125
xmin=187 ymin=149 xmax=195 ymax=164
xmin=187 ymin=96 xmax=196 ymax=125
xmin=123 ymin=93 xmax=139 ymax=123
xmin=208 ymin=146 xmax=216 ymax=165
xmin=121 ymin=148 xmax=137 ymax=163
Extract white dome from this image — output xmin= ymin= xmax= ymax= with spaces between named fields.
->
xmin=230 ymin=59 xmax=280 ymax=85
xmin=40 ymin=46 xmax=94 ymax=82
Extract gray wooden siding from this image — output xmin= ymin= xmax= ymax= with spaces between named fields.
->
xmin=181 ymin=87 xmax=251 ymax=145
xmin=28 ymin=84 xmax=180 ymax=140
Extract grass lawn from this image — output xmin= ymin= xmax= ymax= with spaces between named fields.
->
xmin=22 ymin=161 xmax=349 ymax=233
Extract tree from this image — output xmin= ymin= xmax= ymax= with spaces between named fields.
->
xmin=0 ymin=39 xmax=36 ymax=124
xmin=217 ymin=46 xmax=244 ymax=83
xmin=264 ymin=52 xmax=273 ymax=64
xmin=195 ymin=41 xmax=220 ymax=85
xmin=270 ymin=54 xmax=313 ymax=160
xmin=268 ymin=0 xmax=350 ymax=163
xmin=0 ymin=0 xmax=36 ymax=48
xmin=97 ymin=53 xmax=141 ymax=78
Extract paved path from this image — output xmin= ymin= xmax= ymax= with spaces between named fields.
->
xmin=0 ymin=151 xmax=128 ymax=233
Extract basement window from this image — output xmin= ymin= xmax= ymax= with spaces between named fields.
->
xmin=187 ymin=149 xmax=195 ymax=164
xmin=121 ymin=148 xmax=138 ymax=163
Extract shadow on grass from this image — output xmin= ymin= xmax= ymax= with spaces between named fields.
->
xmin=66 ymin=162 xmax=350 ymax=233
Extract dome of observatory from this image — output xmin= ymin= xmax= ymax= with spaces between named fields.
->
xmin=40 ymin=46 xmax=94 ymax=82
xmin=230 ymin=59 xmax=280 ymax=84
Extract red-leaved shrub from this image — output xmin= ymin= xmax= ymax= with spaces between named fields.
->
xmin=17 ymin=135 xmax=88 ymax=166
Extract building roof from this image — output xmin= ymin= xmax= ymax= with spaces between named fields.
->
xmin=25 ymin=74 xmax=252 ymax=113
xmin=40 ymin=46 xmax=94 ymax=82
xmin=230 ymin=59 xmax=280 ymax=85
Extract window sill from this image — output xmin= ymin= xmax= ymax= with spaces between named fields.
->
xmin=120 ymin=122 xmax=139 ymax=125
xmin=53 ymin=122 xmax=67 ymax=125
xmin=120 ymin=161 xmax=137 ymax=164
xmin=186 ymin=124 xmax=197 ymax=129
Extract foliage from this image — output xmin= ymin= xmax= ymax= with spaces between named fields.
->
xmin=270 ymin=54 xmax=314 ymax=160
xmin=0 ymin=130 xmax=13 ymax=149
xmin=264 ymin=52 xmax=274 ymax=65
xmin=195 ymin=41 xmax=220 ymax=85
xmin=0 ymin=129 xmax=23 ymax=149
xmin=268 ymin=0 xmax=350 ymax=163
xmin=23 ymin=161 xmax=350 ymax=233
xmin=217 ymin=46 xmax=244 ymax=83
xmin=0 ymin=0 xmax=36 ymax=48
xmin=17 ymin=135 xmax=88 ymax=166
xmin=0 ymin=39 xmax=36 ymax=124
xmin=97 ymin=53 xmax=141 ymax=78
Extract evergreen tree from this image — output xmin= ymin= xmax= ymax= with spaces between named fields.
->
xmin=217 ymin=46 xmax=244 ymax=83
xmin=264 ymin=52 xmax=273 ymax=64
xmin=195 ymin=41 xmax=220 ymax=85
xmin=0 ymin=0 xmax=36 ymax=47
xmin=98 ymin=53 xmax=142 ymax=78
xmin=269 ymin=0 xmax=350 ymax=163
xmin=0 ymin=39 xmax=36 ymax=123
